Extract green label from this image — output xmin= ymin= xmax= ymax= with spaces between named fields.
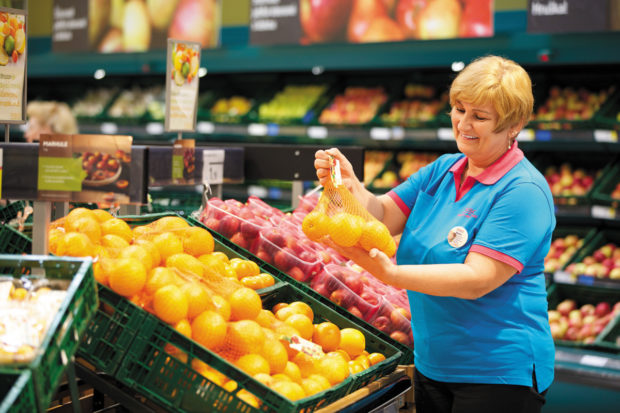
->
xmin=172 ymin=154 xmax=184 ymax=179
xmin=38 ymin=156 xmax=86 ymax=191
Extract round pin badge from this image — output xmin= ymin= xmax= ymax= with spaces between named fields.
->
xmin=447 ymin=226 xmax=468 ymax=248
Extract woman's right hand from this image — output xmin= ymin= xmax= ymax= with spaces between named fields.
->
xmin=314 ymin=148 xmax=360 ymax=192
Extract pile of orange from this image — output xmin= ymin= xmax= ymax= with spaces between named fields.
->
xmin=50 ymin=208 xmax=387 ymax=406
xmin=302 ymin=210 xmax=396 ymax=257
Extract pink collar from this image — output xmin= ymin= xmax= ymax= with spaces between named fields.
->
xmin=449 ymin=141 xmax=524 ymax=185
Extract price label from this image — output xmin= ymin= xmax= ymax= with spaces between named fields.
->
xmin=437 ymin=128 xmax=454 ymax=141
xmin=580 ymin=354 xmax=608 ymax=368
xmin=248 ymin=123 xmax=268 ymax=136
xmin=594 ymin=130 xmax=618 ymax=143
xmin=146 ymin=122 xmax=165 ymax=135
xmin=202 ymin=149 xmax=225 ymax=185
xmin=517 ymin=129 xmax=535 ymax=141
xmin=553 ymin=271 xmax=576 ymax=284
xmin=197 ymin=121 xmax=215 ymax=134
xmin=370 ymin=127 xmax=391 ymax=140
xmin=101 ymin=122 xmax=118 ymax=134
xmin=307 ymin=126 xmax=328 ymax=139
xmin=591 ymin=205 xmax=616 ymax=220
xmin=392 ymin=127 xmax=405 ymax=140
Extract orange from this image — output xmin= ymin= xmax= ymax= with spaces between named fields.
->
xmin=275 ymin=306 xmax=299 ymax=322
xmin=229 ymin=287 xmax=262 ymax=321
xmin=223 ymin=380 xmax=238 ymax=392
xmin=236 ymin=389 xmax=261 ymax=408
xmin=229 ymin=258 xmax=260 ymax=279
xmin=132 ymin=225 xmax=153 ymax=240
xmin=180 ymin=282 xmax=212 ymax=320
xmin=153 ymin=284 xmax=188 ymax=324
xmin=91 ymin=209 xmax=114 ymax=223
xmin=329 ymin=212 xmax=364 ymax=247
xmin=101 ymin=234 xmax=130 ymax=256
xmin=153 ymin=216 xmax=189 ymax=232
xmin=258 ymin=273 xmax=275 ymax=288
xmin=101 ymin=218 xmax=133 ymax=242
xmin=292 ymin=352 xmax=316 ymax=378
xmin=262 ymin=327 xmax=277 ymax=341
xmin=211 ymin=251 xmax=230 ymax=264
xmin=212 ymin=295 xmax=231 ymax=321
xmin=108 ymin=258 xmax=147 ymax=297
xmin=235 ymin=354 xmax=270 ymax=376
xmin=334 ymin=349 xmax=351 ymax=362
xmin=11 ymin=287 xmax=27 ymax=300
xmin=119 ymin=245 xmax=153 ymax=271
xmin=272 ymin=302 xmax=288 ymax=314
xmin=271 ymin=373 xmax=292 ymax=383
xmin=302 ymin=210 xmax=331 ymax=242
xmin=359 ymin=220 xmax=391 ymax=252
xmin=307 ymin=374 xmax=331 ymax=391
xmin=271 ymin=381 xmax=306 ymax=401
xmin=354 ymin=354 xmax=370 ymax=370
xmin=48 ymin=228 xmax=64 ymax=255
xmin=64 ymin=208 xmax=97 ymax=231
xmin=181 ymin=226 xmax=214 ymax=257
xmin=56 ymin=232 xmax=94 ymax=257
xmin=339 ymin=328 xmax=365 ymax=358
xmin=173 ymin=319 xmax=192 ymax=338
xmin=283 ymin=361 xmax=302 ymax=383
xmin=253 ymin=373 xmax=275 ymax=387
xmin=70 ymin=217 xmax=101 ymax=243
xmin=260 ymin=338 xmax=288 ymax=374
xmin=301 ymin=377 xmax=324 ymax=397
xmin=145 ymin=267 xmax=179 ymax=295
xmin=348 ymin=360 xmax=364 ymax=375
xmin=153 ymin=232 xmax=184 ymax=263
xmin=166 ymin=253 xmax=204 ymax=278
xmin=93 ymin=260 xmax=108 ymax=285
xmin=240 ymin=275 xmax=264 ymax=290
xmin=192 ymin=310 xmax=227 ymax=351
xmin=255 ymin=309 xmax=277 ymax=328
xmin=368 ymin=352 xmax=386 ymax=366
xmin=198 ymin=253 xmax=227 ymax=277
xmin=315 ymin=353 xmax=349 ymax=385
xmin=134 ymin=239 xmax=162 ymax=268
xmin=226 ymin=320 xmax=265 ymax=356
xmin=288 ymin=302 xmax=314 ymax=321
xmin=383 ymin=237 xmax=397 ymax=258
xmin=284 ymin=314 xmax=313 ymax=341
xmin=313 ymin=322 xmax=341 ymax=353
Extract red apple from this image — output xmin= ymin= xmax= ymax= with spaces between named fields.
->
xmin=557 ymin=299 xmax=577 ymax=316
xmin=611 ymin=268 xmax=620 ymax=279
xmin=330 ymin=289 xmax=354 ymax=308
xmin=372 ymin=315 xmax=392 ymax=333
xmin=360 ymin=291 xmax=379 ymax=306
xmin=313 ymin=283 xmax=331 ymax=298
xmin=595 ymin=302 xmax=611 ymax=317
xmin=229 ymin=232 xmax=249 ymax=250
xmin=392 ymin=306 xmax=411 ymax=321
xmin=264 ymin=229 xmax=286 ymax=248
xmin=300 ymin=0 xmax=354 ymax=43
xmin=347 ymin=305 xmax=364 ymax=319
xmin=274 ymin=249 xmax=295 ymax=271
xmin=348 ymin=0 xmax=389 ymax=43
xmin=395 ymin=0 xmax=428 ymax=38
xmin=550 ymin=322 xmax=565 ymax=340
xmin=344 ymin=273 xmax=364 ymax=295
xmin=548 ymin=310 xmax=562 ymax=322
xmin=580 ymin=304 xmax=595 ymax=317
xmin=582 ymin=315 xmax=597 ymax=326
xmin=390 ymin=308 xmax=411 ymax=331
xmin=255 ymin=250 xmax=273 ymax=265
xmin=203 ymin=216 xmax=220 ymax=232
xmin=240 ymin=219 xmax=261 ymax=239
xmin=288 ymin=266 xmax=307 ymax=282
xmin=389 ymin=330 xmax=411 ymax=345
xmin=459 ymin=0 xmax=492 ymax=38
xmin=564 ymin=326 xmax=579 ymax=341
xmin=218 ymin=215 xmax=240 ymax=238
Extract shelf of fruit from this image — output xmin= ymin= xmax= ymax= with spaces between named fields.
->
xmin=258 ymin=84 xmax=329 ymax=125
xmin=369 ymin=151 xmax=441 ymax=190
xmin=199 ymin=195 xmax=414 ymax=349
xmin=380 ymin=84 xmax=449 ymax=128
xmin=43 ymin=209 xmax=404 ymax=412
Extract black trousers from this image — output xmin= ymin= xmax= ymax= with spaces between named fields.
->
xmin=414 ymin=368 xmax=547 ymax=413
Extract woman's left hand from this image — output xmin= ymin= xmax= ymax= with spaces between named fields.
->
xmin=322 ymin=238 xmax=396 ymax=285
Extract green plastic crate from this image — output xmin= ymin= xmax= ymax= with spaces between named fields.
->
xmin=590 ymin=161 xmax=620 ymax=208
xmin=547 ymin=283 xmax=620 ymax=353
xmin=0 ymin=224 xmax=32 ymax=256
xmin=0 ymin=370 xmax=36 ymax=413
xmin=0 ymin=255 xmax=98 ymax=412
xmin=599 ymin=314 xmax=620 ymax=351
xmin=114 ymin=282 xmax=402 ymax=413
xmin=0 ymin=201 xmax=26 ymax=223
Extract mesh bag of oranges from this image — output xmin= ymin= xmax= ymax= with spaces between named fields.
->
xmin=302 ymin=157 xmax=396 ymax=257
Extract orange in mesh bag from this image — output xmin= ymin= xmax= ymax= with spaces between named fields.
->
xmin=302 ymin=157 xmax=396 ymax=257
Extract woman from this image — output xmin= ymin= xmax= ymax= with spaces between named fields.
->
xmin=315 ymin=56 xmax=554 ymax=412
xmin=24 ymin=101 xmax=78 ymax=142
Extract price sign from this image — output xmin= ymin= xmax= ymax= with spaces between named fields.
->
xmin=248 ymin=123 xmax=268 ymax=136
xmin=517 ymin=129 xmax=535 ymax=141
xmin=591 ymin=205 xmax=616 ymax=220
xmin=197 ymin=121 xmax=215 ymax=134
xmin=370 ymin=127 xmax=391 ymax=140
xmin=437 ymin=128 xmax=454 ymax=141
xmin=202 ymin=149 xmax=225 ymax=185
xmin=307 ymin=126 xmax=327 ymax=139
xmin=594 ymin=130 xmax=618 ymax=143
xmin=101 ymin=122 xmax=118 ymax=134
xmin=580 ymin=354 xmax=608 ymax=368
xmin=146 ymin=122 xmax=165 ymax=135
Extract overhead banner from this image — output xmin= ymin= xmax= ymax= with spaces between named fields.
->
xmin=165 ymin=39 xmax=200 ymax=132
xmin=0 ymin=7 xmax=27 ymax=124
xmin=52 ymin=0 xmax=221 ymax=53
xmin=527 ymin=0 xmax=614 ymax=33
xmin=250 ymin=0 xmax=494 ymax=45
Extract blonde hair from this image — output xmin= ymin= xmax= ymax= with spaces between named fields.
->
xmin=449 ymin=56 xmax=533 ymax=133
xmin=26 ymin=101 xmax=78 ymax=134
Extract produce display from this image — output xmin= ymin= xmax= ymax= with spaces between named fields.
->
xmin=397 ymin=151 xmax=440 ymax=182
xmin=318 ymin=87 xmax=388 ymax=125
xmin=544 ymin=234 xmax=584 ymax=273
xmin=564 ymin=242 xmax=620 ymax=280
xmin=209 ymin=96 xmax=253 ymax=121
xmin=0 ymin=278 xmax=68 ymax=364
xmin=258 ymin=85 xmax=328 ymax=122
xmin=380 ymin=84 xmax=448 ymax=126
xmin=71 ymin=88 xmax=119 ymax=118
xmin=107 ymin=86 xmax=165 ymax=120
xmin=200 ymin=196 xmax=414 ymax=347
xmin=363 ymin=150 xmax=391 ymax=187
xmin=548 ymin=298 xmax=619 ymax=343
xmin=543 ymin=163 xmax=599 ymax=199
xmin=532 ymin=85 xmax=614 ymax=130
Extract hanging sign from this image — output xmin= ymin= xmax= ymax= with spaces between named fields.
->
xmin=37 ymin=134 xmax=133 ymax=204
xmin=202 ymin=149 xmax=224 ymax=185
xmin=172 ymin=138 xmax=196 ymax=184
xmin=165 ymin=39 xmax=201 ymax=132
xmin=0 ymin=7 xmax=27 ymax=123
xmin=527 ymin=0 xmax=610 ymax=33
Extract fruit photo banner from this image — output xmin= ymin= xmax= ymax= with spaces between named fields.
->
xmin=250 ymin=0 xmax=494 ymax=46
xmin=165 ymin=39 xmax=200 ymax=132
xmin=52 ymin=0 xmax=221 ymax=53
xmin=0 ymin=7 xmax=26 ymax=124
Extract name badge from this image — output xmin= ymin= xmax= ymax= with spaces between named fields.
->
xmin=447 ymin=226 xmax=468 ymax=248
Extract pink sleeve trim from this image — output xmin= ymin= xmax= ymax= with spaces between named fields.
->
xmin=387 ymin=191 xmax=410 ymax=216
xmin=470 ymin=244 xmax=524 ymax=273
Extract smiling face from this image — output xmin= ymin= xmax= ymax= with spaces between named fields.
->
xmin=451 ymin=99 xmax=515 ymax=173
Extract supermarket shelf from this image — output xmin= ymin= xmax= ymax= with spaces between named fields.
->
xmin=555 ymin=347 xmax=620 ymax=392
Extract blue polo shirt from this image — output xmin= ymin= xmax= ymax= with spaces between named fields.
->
xmin=388 ymin=142 xmax=555 ymax=391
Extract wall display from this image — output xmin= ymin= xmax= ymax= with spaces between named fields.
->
xmin=527 ymin=0 xmax=618 ymax=33
xmin=165 ymin=39 xmax=200 ymax=132
xmin=250 ymin=0 xmax=493 ymax=45
xmin=0 ymin=7 xmax=26 ymax=123
xmin=37 ymin=134 xmax=133 ymax=204
xmin=53 ymin=0 xmax=221 ymax=53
